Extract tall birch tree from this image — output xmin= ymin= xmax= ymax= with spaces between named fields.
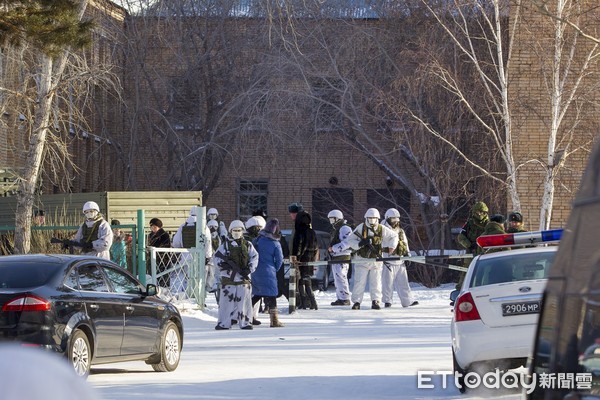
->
xmin=0 ymin=0 xmax=92 ymax=254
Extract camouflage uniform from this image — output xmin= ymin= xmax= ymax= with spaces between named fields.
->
xmin=456 ymin=201 xmax=489 ymax=256
xmin=455 ymin=201 xmax=489 ymax=289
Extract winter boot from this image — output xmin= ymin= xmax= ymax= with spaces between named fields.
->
xmin=331 ymin=299 xmax=351 ymax=306
xmin=371 ymin=300 xmax=381 ymax=310
xmin=270 ymin=308 xmax=285 ymax=327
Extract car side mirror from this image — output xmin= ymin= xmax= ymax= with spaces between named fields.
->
xmin=449 ymin=289 xmax=460 ymax=306
xmin=146 ymin=283 xmax=157 ymax=297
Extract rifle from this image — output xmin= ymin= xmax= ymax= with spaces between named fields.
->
xmin=50 ymin=238 xmax=91 ymax=255
xmin=220 ymin=258 xmax=250 ymax=281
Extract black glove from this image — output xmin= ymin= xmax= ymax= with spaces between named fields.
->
xmin=359 ymin=238 xmax=372 ymax=248
xmin=240 ymin=267 xmax=251 ymax=280
xmin=61 ymin=241 xmax=70 ymax=250
xmin=81 ymin=241 xmax=93 ymax=252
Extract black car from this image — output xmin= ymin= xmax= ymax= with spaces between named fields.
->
xmin=0 ymin=254 xmax=183 ymax=377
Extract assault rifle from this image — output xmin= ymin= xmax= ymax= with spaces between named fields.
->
xmin=50 ymin=238 xmax=92 ymax=254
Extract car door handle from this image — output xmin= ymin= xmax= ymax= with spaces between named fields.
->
xmin=89 ymin=304 xmax=99 ymax=310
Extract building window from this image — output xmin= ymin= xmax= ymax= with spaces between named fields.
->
xmin=237 ymin=179 xmax=268 ymax=221
xmin=312 ymin=188 xmax=354 ymax=231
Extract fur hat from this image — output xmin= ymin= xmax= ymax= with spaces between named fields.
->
xmin=490 ymin=214 xmax=505 ymax=224
xmin=288 ymin=202 xmax=303 ymax=213
xmin=508 ymin=211 xmax=523 ymax=223
xmin=149 ymin=218 xmax=163 ymax=228
xmin=263 ymin=218 xmax=280 ymax=234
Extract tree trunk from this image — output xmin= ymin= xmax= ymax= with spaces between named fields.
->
xmin=13 ymin=0 xmax=89 ymax=254
xmin=14 ymin=55 xmax=54 ymax=254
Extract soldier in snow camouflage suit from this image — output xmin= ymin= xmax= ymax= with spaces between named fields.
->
xmin=213 ymin=220 xmax=259 ymax=330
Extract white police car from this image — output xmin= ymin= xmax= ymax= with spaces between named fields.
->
xmin=450 ymin=230 xmax=561 ymax=392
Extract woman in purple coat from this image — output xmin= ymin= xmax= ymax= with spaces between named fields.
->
xmin=252 ymin=218 xmax=285 ymax=327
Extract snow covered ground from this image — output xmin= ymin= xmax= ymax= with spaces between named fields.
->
xmin=89 ymin=283 xmax=522 ymax=400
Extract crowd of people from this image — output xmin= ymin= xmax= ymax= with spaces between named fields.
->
xmin=68 ymin=198 xmax=529 ymax=330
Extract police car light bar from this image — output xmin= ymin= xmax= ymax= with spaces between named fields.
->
xmin=476 ymin=229 xmax=563 ymax=248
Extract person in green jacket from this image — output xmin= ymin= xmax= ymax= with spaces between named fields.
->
xmin=456 ymin=201 xmax=489 ymax=256
xmin=455 ymin=201 xmax=489 ymax=289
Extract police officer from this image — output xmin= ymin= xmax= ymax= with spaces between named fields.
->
xmin=381 ymin=208 xmax=418 ymax=308
xmin=73 ymin=201 xmax=113 ymax=260
xmin=506 ymin=211 xmax=527 ymax=233
xmin=331 ymin=208 xmax=398 ymax=310
xmin=327 ymin=210 xmax=353 ymax=306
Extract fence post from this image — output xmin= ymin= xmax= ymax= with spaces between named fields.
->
xmin=149 ymin=246 xmax=157 ymax=284
xmin=137 ymin=209 xmax=146 ymax=285
xmin=288 ymin=256 xmax=297 ymax=314
xmin=195 ymin=206 xmax=206 ymax=309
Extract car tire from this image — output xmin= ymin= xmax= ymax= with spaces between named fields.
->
xmin=69 ymin=329 xmax=91 ymax=377
xmin=319 ymin=271 xmax=329 ymax=292
xmin=452 ymin=349 xmax=466 ymax=393
xmin=151 ymin=321 xmax=181 ymax=372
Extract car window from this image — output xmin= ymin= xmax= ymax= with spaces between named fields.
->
xmin=77 ymin=264 xmax=110 ymax=292
xmin=101 ymin=266 xmax=142 ymax=294
xmin=470 ymin=251 xmax=556 ymax=287
xmin=0 ymin=262 xmax=61 ymax=288
xmin=65 ymin=268 xmax=79 ymax=289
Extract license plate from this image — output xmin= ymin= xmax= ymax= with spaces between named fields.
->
xmin=502 ymin=301 xmax=541 ymax=316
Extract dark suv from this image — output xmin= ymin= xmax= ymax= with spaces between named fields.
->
xmin=527 ymin=140 xmax=600 ymax=399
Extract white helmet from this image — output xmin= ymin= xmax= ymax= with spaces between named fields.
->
xmin=207 ymin=219 xmax=219 ymax=229
xmin=364 ymin=208 xmax=380 ymax=228
xmin=328 ymin=209 xmax=344 ymax=225
xmin=189 ymin=206 xmax=198 ymax=217
xmin=364 ymin=208 xmax=380 ymax=219
xmin=207 ymin=208 xmax=219 ymax=219
xmin=229 ymin=219 xmax=245 ymax=240
xmin=385 ymin=208 xmax=400 ymax=219
xmin=228 ymin=220 xmax=246 ymax=232
xmin=245 ymin=217 xmax=261 ymax=230
xmin=82 ymin=201 xmax=100 ymax=213
xmin=254 ymin=216 xmax=266 ymax=228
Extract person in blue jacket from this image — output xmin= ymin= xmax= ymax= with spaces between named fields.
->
xmin=251 ymin=218 xmax=285 ymax=327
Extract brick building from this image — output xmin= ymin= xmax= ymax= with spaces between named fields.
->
xmin=1 ymin=1 xmax=598 ymax=248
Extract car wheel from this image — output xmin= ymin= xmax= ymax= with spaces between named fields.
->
xmin=152 ymin=321 xmax=181 ymax=372
xmin=452 ymin=349 xmax=466 ymax=393
xmin=69 ymin=329 xmax=91 ymax=377
xmin=323 ymin=266 xmax=331 ymax=291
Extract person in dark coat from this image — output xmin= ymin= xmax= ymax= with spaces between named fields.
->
xmin=292 ymin=211 xmax=319 ymax=310
xmin=252 ymin=218 xmax=285 ymax=327
xmin=148 ymin=218 xmax=172 ymax=287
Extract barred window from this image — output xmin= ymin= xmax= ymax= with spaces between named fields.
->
xmin=237 ymin=180 xmax=268 ymax=220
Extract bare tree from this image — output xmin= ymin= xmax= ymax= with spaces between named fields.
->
xmin=414 ymin=0 xmax=600 ymax=230
xmin=0 ymin=0 xmax=97 ymax=254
